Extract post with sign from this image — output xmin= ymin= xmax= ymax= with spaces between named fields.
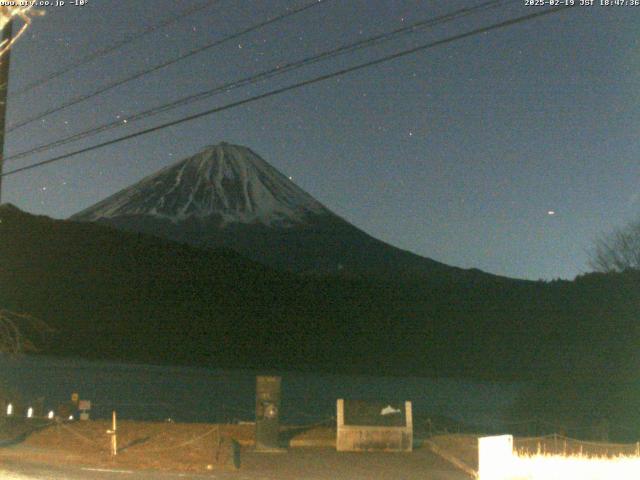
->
xmin=255 ymin=376 xmax=285 ymax=452
xmin=78 ymin=400 xmax=91 ymax=421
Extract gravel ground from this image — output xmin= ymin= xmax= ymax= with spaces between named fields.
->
xmin=0 ymin=449 xmax=471 ymax=480
xmin=0 ymin=420 xmax=472 ymax=479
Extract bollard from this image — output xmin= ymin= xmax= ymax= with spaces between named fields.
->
xmin=106 ymin=410 xmax=117 ymax=456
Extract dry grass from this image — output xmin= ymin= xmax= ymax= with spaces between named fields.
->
xmin=426 ymin=433 xmax=640 ymax=477
xmin=3 ymin=420 xmax=249 ymax=472
xmin=0 ymin=419 xmax=335 ymax=473
xmin=474 ymin=434 xmax=640 ymax=480
xmin=482 ymin=451 xmax=640 ymax=480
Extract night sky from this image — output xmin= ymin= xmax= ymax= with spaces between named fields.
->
xmin=2 ymin=0 xmax=638 ymax=280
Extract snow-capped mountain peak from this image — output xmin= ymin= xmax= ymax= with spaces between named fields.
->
xmin=71 ymin=142 xmax=474 ymax=277
xmin=73 ymin=143 xmax=330 ymax=227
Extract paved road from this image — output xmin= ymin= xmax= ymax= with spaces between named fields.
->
xmin=1 ymin=449 xmax=472 ymax=479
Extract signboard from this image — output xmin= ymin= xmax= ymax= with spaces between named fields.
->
xmin=78 ymin=400 xmax=91 ymax=411
xmin=343 ymin=400 xmax=406 ymax=427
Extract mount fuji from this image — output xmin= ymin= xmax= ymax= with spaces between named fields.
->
xmin=72 ymin=142 xmax=481 ymax=278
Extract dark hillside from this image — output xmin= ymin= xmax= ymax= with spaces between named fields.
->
xmin=2 ymin=204 xmax=640 ymax=431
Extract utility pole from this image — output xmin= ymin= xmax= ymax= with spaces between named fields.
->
xmin=0 ymin=18 xmax=13 ymax=203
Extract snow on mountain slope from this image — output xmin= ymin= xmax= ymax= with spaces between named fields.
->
xmin=73 ymin=142 xmax=330 ymax=227
xmin=70 ymin=142 xmax=486 ymax=278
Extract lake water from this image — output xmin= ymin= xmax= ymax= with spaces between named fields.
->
xmin=0 ymin=354 xmax=524 ymax=431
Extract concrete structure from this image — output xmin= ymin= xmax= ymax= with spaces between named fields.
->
xmin=478 ymin=434 xmax=514 ymax=480
xmin=255 ymin=376 xmax=284 ymax=452
xmin=336 ymin=399 xmax=413 ymax=452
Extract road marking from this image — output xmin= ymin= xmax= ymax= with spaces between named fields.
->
xmin=81 ymin=467 xmax=134 ymax=474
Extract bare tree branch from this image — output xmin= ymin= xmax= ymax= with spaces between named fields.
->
xmin=589 ymin=220 xmax=640 ymax=273
xmin=0 ymin=310 xmax=52 ymax=354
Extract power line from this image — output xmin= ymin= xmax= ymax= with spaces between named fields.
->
xmin=4 ymin=0 xmax=512 ymax=164
xmin=1 ymin=5 xmax=574 ymax=179
xmin=5 ymin=0 xmax=510 ymax=163
xmin=7 ymin=0 xmax=330 ymax=132
xmin=14 ymin=0 xmax=220 ymax=96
